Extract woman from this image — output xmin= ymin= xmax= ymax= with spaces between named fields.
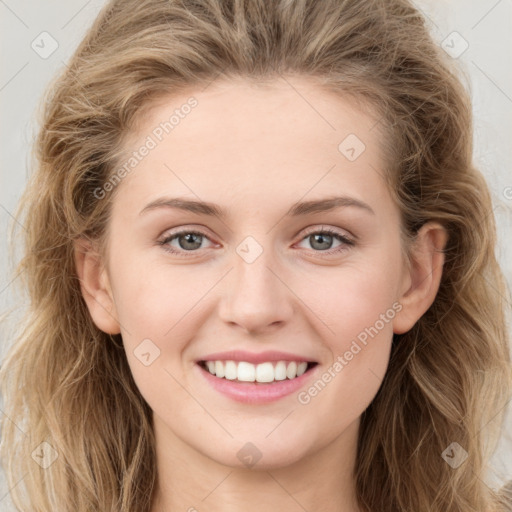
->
xmin=1 ymin=0 xmax=511 ymax=510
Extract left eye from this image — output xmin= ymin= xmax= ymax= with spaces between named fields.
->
xmin=158 ymin=227 xmax=354 ymax=256
xmin=296 ymin=228 xmax=354 ymax=253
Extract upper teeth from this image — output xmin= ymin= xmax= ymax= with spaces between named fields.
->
xmin=205 ymin=360 xmax=308 ymax=383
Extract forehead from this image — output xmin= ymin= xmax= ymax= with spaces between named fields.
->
xmin=123 ymin=75 xmax=386 ymax=157
xmin=111 ymin=75 xmax=392 ymax=216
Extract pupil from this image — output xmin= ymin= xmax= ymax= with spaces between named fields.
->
xmin=311 ymin=233 xmax=332 ymax=250
xmin=180 ymin=233 xmax=202 ymax=250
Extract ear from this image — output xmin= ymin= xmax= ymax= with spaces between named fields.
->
xmin=393 ymin=222 xmax=448 ymax=335
xmin=74 ymin=237 xmax=121 ymax=334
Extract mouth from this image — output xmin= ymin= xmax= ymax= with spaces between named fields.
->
xmin=197 ymin=359 xmax=319 ymax=385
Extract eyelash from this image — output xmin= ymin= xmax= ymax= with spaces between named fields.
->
xmin=157 ymin=226 xmax=355 ymax=258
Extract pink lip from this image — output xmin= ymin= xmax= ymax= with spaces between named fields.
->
xmin=195 ymin=361 xmax=319 ymax=404
xmin=196 ymin=350 xmax=315 ymax=364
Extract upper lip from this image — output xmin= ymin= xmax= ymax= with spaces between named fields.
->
xmin=197 ymin=350 xmax=317 ymax=364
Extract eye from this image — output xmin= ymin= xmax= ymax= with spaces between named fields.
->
xmin=158 ymin=229 xmax=216 ymax=256
xmin=296 ymin=226 xmax=355 ymax=256
xmin=157 ymin=225 xmax=355 ymax=258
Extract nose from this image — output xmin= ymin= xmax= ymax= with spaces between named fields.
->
xmin=218 ymin=243 xmax=294 ymax=335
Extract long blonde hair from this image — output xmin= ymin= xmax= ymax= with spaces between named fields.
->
xmin=1 ymin=0 xmax=511 ymax=510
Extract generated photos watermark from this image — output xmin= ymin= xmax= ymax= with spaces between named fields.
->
xmin=93 ymin=96 xmax=198 ymax=200
xmin=297 ymin=301 xmax=403 ymax=405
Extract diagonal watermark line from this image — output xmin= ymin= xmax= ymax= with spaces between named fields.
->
xmin=471 ymin=0 xmax=503 ymax=30
xmin=163 ymin=267 xmax=234 ymax=336
xmin=265 ymin=409 xmax=295 ymax=438
xmin=0 ymin=1 xmax=29 ymax=29
xmin=163 ymin=367 xmax=234 ymax=438
xmin=467 ymin=465 xmax=508 ymax=497
xmin=369 ymin=115 xmax=385 ymax=133
xmin=266 ymin=471 xmax=311 ymax=511
xmin=0 ymin=62 xmax=29 ymax=92
xmin=471 ymin=61 xmax=512 ymax=106
xmin=0 ymin=471 xmax=29 ymax=504
xmin=201 ymin=470 xmax=234 ymax=501
xmin=61 ymin=0 xmax=91 ymax=29
xmin=368 ymin=367 xmax=383 ymax=383
xmin=265 ymin=266 xmax=336 ymax=335
xmin=278 ymin=74 xmax=336 ymax=130
xmin=367 ymin=162 xmax=386 ymax=181
xmin=0 ymin=269 xmax=23 ymax=296
xmin=0 ymin=203 xmax=26 ymax=232
xmin=201 ymin=69 xmax=226 ymax=93
xmin=479 ymin=270 xmax=512 ymax=311
xmin=474 ymin=394 xmax=512 ymax=440
xmin=0 ymin=407 xmax=29 ymax=439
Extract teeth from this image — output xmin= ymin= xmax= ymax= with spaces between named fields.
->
xmin=215 ymin=360 xmax=225 ymax=378
xmin=203 ymin=360 xmax=309 ymax=383
xmin=286 ymin=361 xmax=297 ymax=379
xmin=225 ymin=360 xmax=237 ymax=380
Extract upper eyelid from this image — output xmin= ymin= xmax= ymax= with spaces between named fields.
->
xmin=301 ymin=225 xmax=353 ymax=239
xmin=159 ymin=226 xmax=216 ymax=243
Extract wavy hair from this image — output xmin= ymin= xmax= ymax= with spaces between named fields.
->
xmin=1 ymin=0 xmax=511 ymax=511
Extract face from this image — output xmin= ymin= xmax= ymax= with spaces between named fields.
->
xmin=81 ymin=76 xmax=424 ymax=470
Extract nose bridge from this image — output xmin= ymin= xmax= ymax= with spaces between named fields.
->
xmin=218 ymin=234 xmax=293 ymax=332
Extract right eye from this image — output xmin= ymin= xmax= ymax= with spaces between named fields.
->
xmin=158 ymin=229 xmax=217 ymax=256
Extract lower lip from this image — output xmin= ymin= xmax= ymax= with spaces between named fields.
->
xmin=195 ymin=363 xmax=319 ymax=404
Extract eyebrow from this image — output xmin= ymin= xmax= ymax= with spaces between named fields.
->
xmin=139 ymin=195 xmax=375 ymax=218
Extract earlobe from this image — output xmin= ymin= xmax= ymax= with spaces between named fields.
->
xmin=393 ymin=222 xmax=448 ymax=335
xmin=74 ymin=237 xmax=121 ymax=335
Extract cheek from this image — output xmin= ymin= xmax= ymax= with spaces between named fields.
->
xmin=108 ymin=257 xmax=223 ymax=407
xmin=110 ymin=249 xmax=210 ymax=338
xmin=300 ymin=258 xmax=400 ymax=346
xmin=109 ymin=261 xmax=203 ymax=419
xmin=294 ymin=289 xmax=396 ymax=435
xmin=292 ymin=257 xmax=399 ymax=410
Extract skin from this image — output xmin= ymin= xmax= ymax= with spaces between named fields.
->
xmin=75 ymin=76 xmax=447 ymax=512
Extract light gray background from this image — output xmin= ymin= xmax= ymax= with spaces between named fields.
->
xmin=1 ymin=0 xmax=511 ymax=509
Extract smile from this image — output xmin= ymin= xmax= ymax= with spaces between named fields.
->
xmin=199 ymin=360 xmax=317 ymax=383
xmin=196 ymin=359 xmax=319 ymax=404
